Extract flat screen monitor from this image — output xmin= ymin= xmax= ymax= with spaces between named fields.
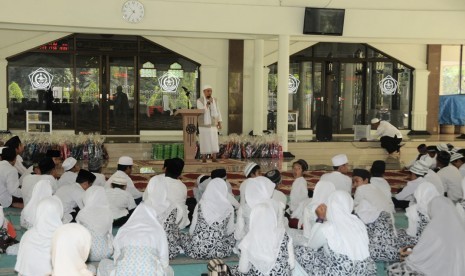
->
xmin=303 ymin=8 xmax=345 ymax=36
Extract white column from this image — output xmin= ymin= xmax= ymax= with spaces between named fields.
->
xmin=253 ymin=39 xmax=264 ymax=135
xmin=277 ymin=35 xmax=290 ymax=151
xmin=263 ymin=67 xmax=270 ymax=131
xmin=0 ymin=59 xmax=8 ymax=130
xmin=412 ymin=69 xmax=430 ymax=131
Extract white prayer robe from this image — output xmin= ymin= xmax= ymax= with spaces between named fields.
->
xmin=437 ymin=164 xmax=463 ymax=202
xmin=105 ymin=187 xmax=137 ymax=219
xmin=320 ymin=171 xmax=352 ymax=194
xmin=0 ymin=160 xmax=22 ymax=207
xmin=58 ymin=171 xmax=77 ymax=187
xmin=55 ymin=183 xmax=86 ymax=223
xmin=21 ymin=174 xmax=58 ymax=205
xmin=105 ymin=170 xmax=142 ymax=199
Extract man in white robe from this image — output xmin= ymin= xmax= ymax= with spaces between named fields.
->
xmin=0 ymin=147 xmax=22 ymax=207
xmin=21 ymin=157 xmax=58 ymax=205
xmin=4 ymin=136 xmax=29 ymax=176
xmin=197 ymin=85 xmax=222 ymax=163
xmin=58 ymin=157 xmax=80 ymax=187
xmin=105 ymin=156 xmax=143 ymax=203
xmin=320 ymin=154 xmax=352 ymax=194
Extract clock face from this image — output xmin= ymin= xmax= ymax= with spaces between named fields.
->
xmin=122 ymin=0 xmax=145 ymax=23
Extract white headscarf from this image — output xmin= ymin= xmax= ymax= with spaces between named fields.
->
xmin=406 ymin=182 xmax=440 ymax=236
xmin=20 ymin=179 xmax=53 ymax=229
xmin=51 ymin=223 xmax=92 ymax=276
xmin=76 ymin=186 xmax=113 ymax=236
xmin=407 ymin=197 xmax=465 ymax=275
xmin=289 ymin=176 xmax=308 ymax=215
xmin=238 ymin=201 xmax=285 ymax=274
xmin=322 ymin=190 xmax=370 ymax=261
xmin=144 ymin=176 xmax=176 ymax=224
xmin=245 ymin=176 xmax=276 ymax=208
xmin=16 ymin=196 xmax=63 ymax=276
xmin=113 ymin=203 xmax=169 ymax=268
xmin=199 ymin=178 xmax=233 ymax=226
xmin=354 ymin=183 xmax=395 ymax=224
xmin=303 ymin=181 xmax=336 ymax=238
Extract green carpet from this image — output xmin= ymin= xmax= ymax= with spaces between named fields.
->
xmin=0 ymin=207 xmax=408 ymax=275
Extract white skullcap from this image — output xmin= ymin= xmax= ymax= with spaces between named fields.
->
xmin=112 ymin=176 xmax=128 ymax=186
xmin=410 ymin=160 xmax=429 ymax=176
xmin=118 ymin=156 xmax=133 ymax=166
xmin=450 ymin=153 xmax=464 ymax=162
xmin=332 ymin=154 xmax=348 ymax=167
xmin=451 ymin=147 xmax=462 ymax=154
xmin=62 ymin=157 xmax=77 ymax=171
xmin=202 ymin=84 xmax=213 ymax=91
xmin=436 ymin=143 xmax=449 ymax=152
xmin=371 ymin=118 xmax=380 ymax=124
xmin=244 ymin=162 xmax=259 ymax=177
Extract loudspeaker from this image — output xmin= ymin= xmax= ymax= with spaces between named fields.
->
xmin=316 ymin=115 xmax=333 ymax=141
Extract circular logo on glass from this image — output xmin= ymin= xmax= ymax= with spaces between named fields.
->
xmin=186 ymin=123 xmax=197 ymax=134
xmin=28 ymin=68 xmax=54 ymax=90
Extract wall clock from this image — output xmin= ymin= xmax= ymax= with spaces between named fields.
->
xmin=122 ymin=0 xmax=145 ymax=23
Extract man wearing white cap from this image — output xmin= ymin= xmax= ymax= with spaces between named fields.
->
xmin=320 ymin=154 xmax=352 ymax=194
xmin=105 ymin=176 xmax=136 ymax=226
xmin=197 ymin=85 xmax=222 ymax=163
xmin=371 ymin=118 xmax=403 ymax=154
xmin=239 ymin=162 xmax=261 ymax=206
xmin=393 ymin=160 xmax=429 ymax=209
xmin=436 ymin=151 xmax=463 ymax=202
xmin=450 ymin=151 xmax=465 ymax=178
xmin=422 ymin=162 xmax=444 ymax=195
xmin=105 ymin=156 xmax=143 ymax=203
xmin=57 ymin=157 xmax=80 ymax=187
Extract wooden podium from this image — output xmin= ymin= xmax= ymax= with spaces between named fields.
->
xmin=175 ymin=109 xmax=204 ymax=161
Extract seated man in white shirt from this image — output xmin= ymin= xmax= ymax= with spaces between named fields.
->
xmin=106 ymin=176 xmax=137 ymax=227
xmin=21 ymin=157 xmax=59 ymax=205
xmin=58 ymin=157 xmax=80 ymax=187
xmin=105 ymin=156 xmax=143 ymax=204
xmin=371 ymin=118 xmax=403 ymax=154
xmin=369 ymin=160 xmax=392 ymax=200
xmin=436 ymin=151 xmax=463 ymax=202
xmin=88 ymin=158 xmax=106 ymax=187
xmin=0 ymin=147 xmax=23 ymax=208
xmin=238 ymin=162 xmax=261 ymax=206
xmin=392 ymin=160 xmax=429 ymax=209
xmin=55 ymin=169 xmax=95 ymax=223
xmin=4 ymin=136 xmax=29 ymax=176
xmin=164 ymin=158 xmax=190 ymax=229
xmin=450 ymin=151 xmax=465 ymax=179
xmin=265 ymin=169 xmax=287 ymax=207
xmin=320 ymin=154 xmax=352 ymax=194
xmin=45 ymin=149 xmax=62 ymax=167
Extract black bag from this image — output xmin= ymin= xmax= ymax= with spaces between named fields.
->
xmin=316 ymin=115 xmax=333 ymax=141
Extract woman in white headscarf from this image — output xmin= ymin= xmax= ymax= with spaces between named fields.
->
xmin=352 ymin=168 xmax=398 ymax=262
xmin=15 ymin=196 xmax=63 ymax=276
xmin=290 ymin=180 xmax=336 ymax=247
xmin=20 ymin=179 xmax=53 ymax=229
xmin=388 ymin=196 xmax=465 ymax=276
xmin=76 ymin=186 xmax=113 ymax=261
xmin=234 ymin=176 xmax=277 ymax=241
xmin=144 ymin=176 xmax=183 ymax=259
xmin=51 ymin=223 xmax=93 ymax=276
xmin=230 ymin=200 xmax=295 ymax=276
xmin=97 ymin=203 xmax=173 ymax=276
xmin=296 ymin=190 xmax=376 ymax=275
xmin=183 ymin=178 xmax=235 ymax=259
xmin=397 ymin=182 xmax=441 ymax=248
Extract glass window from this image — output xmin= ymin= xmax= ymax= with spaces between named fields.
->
xmin=7 ymin=53 xmax=74 ymax=130
xmin=440 ymin=45 xmax=461 ymax=95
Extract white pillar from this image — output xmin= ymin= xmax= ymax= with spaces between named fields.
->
xmin=277 ymin=35 xmax=290 ymax=151
xmin=412 ymin=69 xmax=430 ymax=131
xmin=0 ymin=59 xmax=8 ymax=130
xmin=253 ymin=39 xmax=264 ymax=135
xmin=263 ymin=67 xmax=270 ymax=131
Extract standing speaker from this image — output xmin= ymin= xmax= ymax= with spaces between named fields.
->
xmin=316 ymin=115 xmax=333 ymax=141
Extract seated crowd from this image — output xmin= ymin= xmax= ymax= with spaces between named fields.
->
xmin=1 ymin=135 xmax=465 ymax=275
